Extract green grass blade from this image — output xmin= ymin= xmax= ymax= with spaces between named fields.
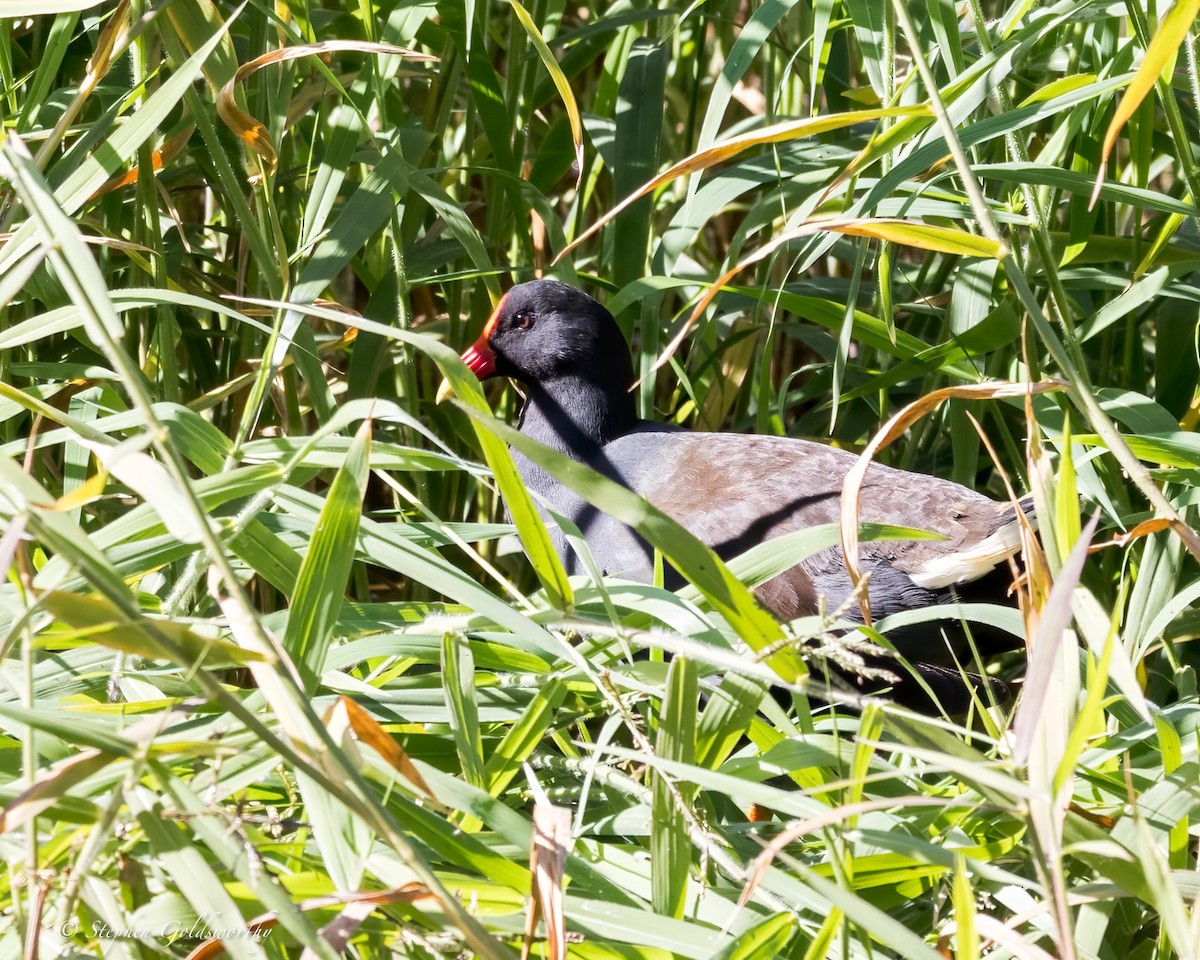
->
xmin=651 ymin=655 xmax=696 ymax=919
xmin=443 ymin=631 xmax=486 ymax=790
xmin=282 ymin=418 xmax=370 ymax=691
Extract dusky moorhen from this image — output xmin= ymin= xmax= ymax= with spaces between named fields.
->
xmin=460 ymin=279 xmax=1027 ymax=710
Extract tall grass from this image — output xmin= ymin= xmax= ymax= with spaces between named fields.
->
xmin=0 ymin=0 xmax=1198 ymax=957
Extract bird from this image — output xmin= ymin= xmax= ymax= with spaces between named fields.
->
xmin=459 ymin=278 xmax=1028 ymax=711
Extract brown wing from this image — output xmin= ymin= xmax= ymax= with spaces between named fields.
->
xmin=624 ymin=432 xmax=1020 ymax=612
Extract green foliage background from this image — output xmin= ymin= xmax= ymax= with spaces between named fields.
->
xmin=1 ymin=0 xmax=1200 ymax=957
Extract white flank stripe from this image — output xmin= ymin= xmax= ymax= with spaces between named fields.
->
xmin=910 ymin=520 xmax=1026 ymax=589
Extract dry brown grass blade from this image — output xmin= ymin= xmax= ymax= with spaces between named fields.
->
xmin=217 ymin=41 xmax=437 ymax=177
xmin=746 ymin=803 xmax=774 ymax=822
xmin=22 ymin=877 xmax=49 ymax=960
xmin=80 ymin=0 xmax=130 ymax=98
xmin=182 ymin=884 xmax=437 ymax=960
xmin=732 ymin=797 xmax=949 ymax=919
xmin=328 ymin=696 xmax=438 ymax=804
xmin=553 ymin=107 xmax=929 ymax=263
xmin=522 ymin=804 xmax=571 ymax=960
xmin=1067 ymin=801 xmax=1116 ymax=829
xmin=1087 ymin=517 xmax=1172 ymax=553
xmin=34 ymin=0 xmax=130 ymax=167
xmin=964 ymin=409 xmax=1042 ymax=646
xmin=839 ymin=380 xmax=1068 ymax=624
xmin=88 ymin=125 xmax=196 ymax=201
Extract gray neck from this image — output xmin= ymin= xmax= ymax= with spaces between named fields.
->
xmin=517 ymin=374 xmax=637 ymax=459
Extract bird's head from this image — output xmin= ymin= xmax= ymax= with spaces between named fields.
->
xmin=461 ymin=279 xmax=633 ymax=389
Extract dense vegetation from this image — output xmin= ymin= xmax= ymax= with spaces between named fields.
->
xmin=2 ymin=0 xmax=1199 ymax=957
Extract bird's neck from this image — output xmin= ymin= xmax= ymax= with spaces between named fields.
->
xmin=517 ymin=374 xmax=638 ymax=458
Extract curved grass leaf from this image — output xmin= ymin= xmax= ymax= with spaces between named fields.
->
xmin=557 ymin=106 xmax=931 ymax=261
xmin=215 ymin=41 xmax=435 ymax=176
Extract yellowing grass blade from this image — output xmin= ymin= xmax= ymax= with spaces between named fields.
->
xmin=217 ymin=41 xmax=437 ymax=177
xmin=1092 ymin=0 xmax=1200 ymax=207
xmin=39 ymin=591 xmax=266 ymax=666
xmin=834 ymin=219 xmax=1005 ymax=257
xmin=643 ymin=219 xmax=1003 ymax=381
xmin=88 ymin=125 xmax=195 ymax=201
xmin=555 ymin=106 xmax=930 ymax=262
xmin=508 ymin=0 xmax=584 ymax=188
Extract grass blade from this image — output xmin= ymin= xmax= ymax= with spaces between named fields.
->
xmin=282 ymin=418 xmax=371 ymax=691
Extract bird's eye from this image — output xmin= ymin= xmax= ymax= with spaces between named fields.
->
xmin=514 ymin=310 xmax=534 ymax=330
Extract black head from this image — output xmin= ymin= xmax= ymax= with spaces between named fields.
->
xmin=461 ymin=280 xmax=633 ymax=390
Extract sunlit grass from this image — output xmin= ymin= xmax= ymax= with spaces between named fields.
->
xmin=0 ymin=1 xmax=1198 ymax=958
